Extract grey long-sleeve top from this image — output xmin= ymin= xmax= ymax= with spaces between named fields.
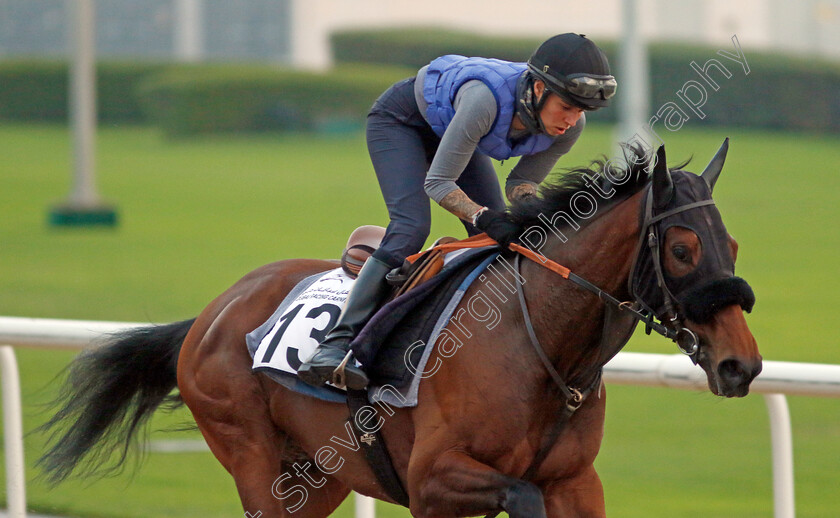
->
xmin=414 ymin=65 xmax=585 ymax=203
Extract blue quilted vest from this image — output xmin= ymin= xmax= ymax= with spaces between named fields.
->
xmin=423 ymin=55 xmax=555 ymax=161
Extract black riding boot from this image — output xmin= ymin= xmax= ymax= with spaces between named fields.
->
xmin=297 ymin=256 xmax=392 ymax=389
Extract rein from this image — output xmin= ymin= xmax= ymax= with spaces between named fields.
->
xmin=509 ymin=187 xmax=718 ymax=361
xmin=509 ymin=242 xmax=676 ymax=341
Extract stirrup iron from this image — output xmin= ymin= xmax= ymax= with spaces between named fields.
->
xmin=330 ymin=349 xmax=355 ymax=389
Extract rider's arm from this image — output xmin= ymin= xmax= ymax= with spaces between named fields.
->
xmin=423 ymin=81 xmax=497 ymax=222
xmin=504 ymin=114 xmax=586 ymax=203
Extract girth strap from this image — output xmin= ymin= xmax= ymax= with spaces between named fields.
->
xmin=346 ymin=389 xmax=410 ymax=507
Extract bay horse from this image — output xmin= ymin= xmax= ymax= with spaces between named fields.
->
xmin=39 ymin=142 xmax=760 ymax=517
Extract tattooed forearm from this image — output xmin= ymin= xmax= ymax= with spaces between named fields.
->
xmin=506 ymin=183 xmax=537 ymax=203
xmin=439 ymin=189 xmax=485 ymax=222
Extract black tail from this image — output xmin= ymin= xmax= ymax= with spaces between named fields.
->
xmin=37 ymin=318 xmax=196 ymax=485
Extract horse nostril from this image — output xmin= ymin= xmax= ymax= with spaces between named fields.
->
xmin=751 ymin=361 xmax=763 ymax=380
xmin=718 ymin=359 xmax=748 ymax=386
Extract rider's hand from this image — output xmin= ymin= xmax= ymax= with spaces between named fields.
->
xmin=474 ymin=209 xmax=521 ymax=249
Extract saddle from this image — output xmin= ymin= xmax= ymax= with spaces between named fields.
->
xmin=341 ymin=224 xmax=460 ymax=293
xmin=340 ymin=225 xmax=387 ymax=278
xmin=341 ymin=225 xmax=493 ymax=296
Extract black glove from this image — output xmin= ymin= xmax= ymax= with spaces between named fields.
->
xmin=474 ymin=208 xmax=520 ymax=249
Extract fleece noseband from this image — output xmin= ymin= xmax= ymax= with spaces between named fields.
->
xmin=679 ymin=276 xmax=755 ymax=324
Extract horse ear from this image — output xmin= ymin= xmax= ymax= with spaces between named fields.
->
xmin=701 ymin=137 xmax=729 ymax=193
xmin=651 ymin=145 xmax=673 ymax=209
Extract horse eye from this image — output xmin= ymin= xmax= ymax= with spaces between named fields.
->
xmin=672 ymin=245 xmax=691 ymax=263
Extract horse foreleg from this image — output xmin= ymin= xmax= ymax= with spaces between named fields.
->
xmin=542 ymin=465 xmax=606 ymax=518
xmin=409 ymin=450 xmax=546 ymax=518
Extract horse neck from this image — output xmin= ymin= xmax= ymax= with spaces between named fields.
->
xmin=521 ymin=189 xmax=645 ymax=385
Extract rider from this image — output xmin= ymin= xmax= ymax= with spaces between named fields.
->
xmin=297 ymin=33 xmax=617 ymax=390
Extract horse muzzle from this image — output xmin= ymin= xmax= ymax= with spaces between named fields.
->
xmin=689 ymin=302 xmax=762 ymax=398
xmin=713 ymin=356 xmax=763 ymax=397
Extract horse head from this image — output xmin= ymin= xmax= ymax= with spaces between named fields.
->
xmin=631 ymin=139 xmax=761 ymax=397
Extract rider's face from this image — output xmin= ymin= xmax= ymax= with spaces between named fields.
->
xmin=534 ymin=80 xmax=585 ymax=137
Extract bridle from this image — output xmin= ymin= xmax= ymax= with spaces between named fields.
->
xmin=627 ymin=186 xmax=718 ymax=362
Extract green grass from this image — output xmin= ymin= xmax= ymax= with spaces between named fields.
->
xmin=1 ymin=122 xmax=839 ymax=517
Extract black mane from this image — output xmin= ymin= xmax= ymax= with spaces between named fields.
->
xmin=508 ymin=144 xmax=689 ymax=232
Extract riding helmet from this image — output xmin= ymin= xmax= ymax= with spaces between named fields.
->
xmin=516 ymin=33 xmax=616 ymax=132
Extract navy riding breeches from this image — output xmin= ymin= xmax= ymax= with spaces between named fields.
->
xmin=367 ymin=77 xmax=505 ymax=268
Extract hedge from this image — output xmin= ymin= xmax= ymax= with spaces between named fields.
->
xmin=135 ymin=63 xmax=413 ymax=136
xmin=0 ymin=60 xmax=412 ymax=136
xmin=331 ymin=28 xmax=840 ymax=133
xmin=0 ymin=60 xmax=166 ymax=123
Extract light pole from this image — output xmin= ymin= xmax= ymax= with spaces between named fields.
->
xmin=49 ymin=0 xmax=117 ymax=227
xmin=614 ymin=0 xmax=651 ymax=154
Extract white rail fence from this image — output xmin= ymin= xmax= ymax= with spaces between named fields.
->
xmin=2 ymin=316 xmax=840 ymax=518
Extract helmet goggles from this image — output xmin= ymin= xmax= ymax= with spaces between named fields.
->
xmin=528 ymin=63 xmax=617 ymax=102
